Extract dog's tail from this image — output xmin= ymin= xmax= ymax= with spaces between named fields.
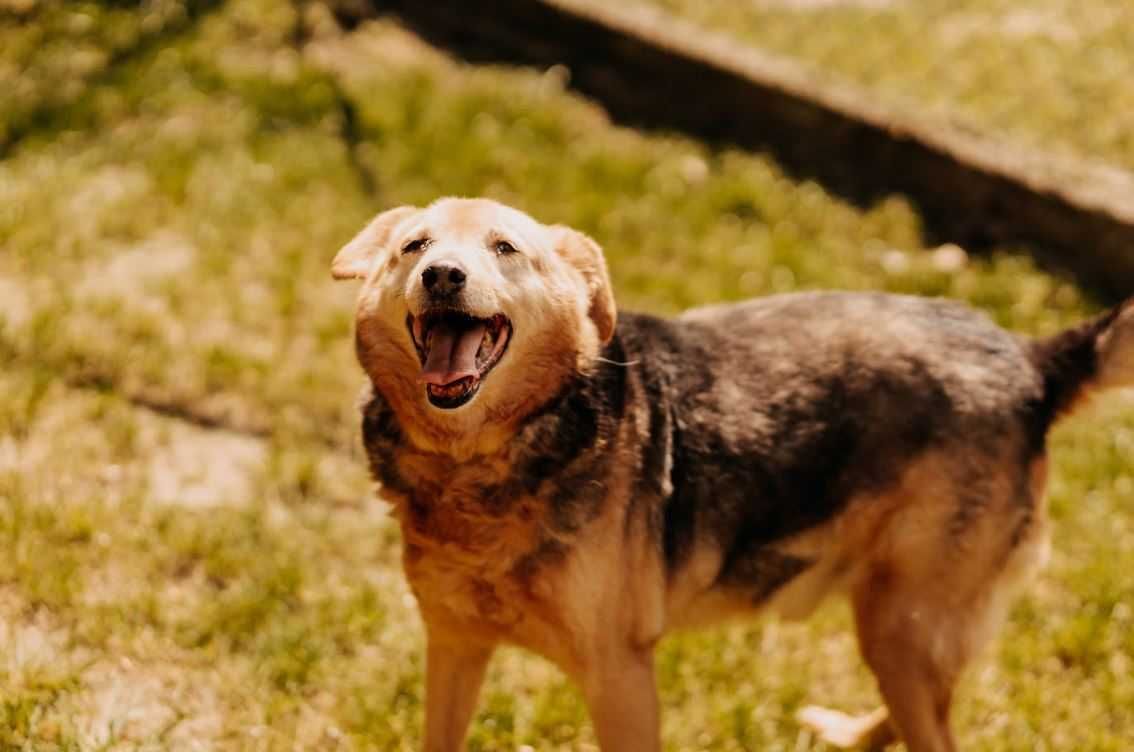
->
xmin=1030 ymin=298 xmax=1134 ymax=430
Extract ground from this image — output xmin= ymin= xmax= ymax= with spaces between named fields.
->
xmin=1 ymin=1 xmax=1132 ymax=749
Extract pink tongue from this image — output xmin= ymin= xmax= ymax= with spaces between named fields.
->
xmin=419 ymin=322 xmax=487 ymax=386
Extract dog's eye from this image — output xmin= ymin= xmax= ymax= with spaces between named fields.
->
xmin=494 ymin=240 xmax=518 ymax=255
xmin=402 ymin=237 xmax=430 ymax=254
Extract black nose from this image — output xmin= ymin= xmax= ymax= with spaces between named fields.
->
xmin=422 ymin=263 xmax=467 ymax=296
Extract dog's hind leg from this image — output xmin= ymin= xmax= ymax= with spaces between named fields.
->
xmin=833 ymin=446 xmax=1050 ymax=752
xmin=850 ymin=568 xmax=968 ymax=752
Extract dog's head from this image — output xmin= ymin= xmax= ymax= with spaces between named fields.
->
xmin=334 ymin=197 xmax=615 ymax=452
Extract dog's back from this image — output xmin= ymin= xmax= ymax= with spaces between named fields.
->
xmin=618 ymin=294 xmax=1131 ymax=617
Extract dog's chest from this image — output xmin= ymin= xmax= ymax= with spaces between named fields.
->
xmin=385 ymin=453 xmax=572 ymax=649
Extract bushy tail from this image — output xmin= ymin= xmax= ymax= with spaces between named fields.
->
xmin=1029 ymin=299 xmax=1134 ymax=428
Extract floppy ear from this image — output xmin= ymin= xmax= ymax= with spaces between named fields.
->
xmin=551 ymin=225 xmax=617 ymax=344
xmin=331 ymin=206 xmax=418 ymax=280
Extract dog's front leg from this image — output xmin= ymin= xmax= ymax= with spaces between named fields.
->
xmin=581 ymin=646 xmax=661 ymax=752
xmin=423 ymin=635 xmax=494 ymax=752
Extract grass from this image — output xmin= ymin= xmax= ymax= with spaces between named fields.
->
xmin=641 ymin=0 xmax=1134 ymax=172
xmin=0 ymin=0 xmax=1132 ymax=748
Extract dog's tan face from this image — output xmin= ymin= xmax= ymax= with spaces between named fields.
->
xmin=334 ymin=198 xmax=616 ymax=452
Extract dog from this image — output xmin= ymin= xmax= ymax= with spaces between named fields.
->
xmin=332 ymin=197 xmax=1134 ymax=751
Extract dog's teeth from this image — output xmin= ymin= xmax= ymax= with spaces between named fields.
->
xmin=475 ymin=328 xmax=492 ymax=368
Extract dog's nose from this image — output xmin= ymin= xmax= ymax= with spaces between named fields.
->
xmin=422 ymin=263 xmax=467 ymax=296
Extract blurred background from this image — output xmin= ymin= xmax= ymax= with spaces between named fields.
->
xmin=1 ymin=0 xmax=1132 ymax=748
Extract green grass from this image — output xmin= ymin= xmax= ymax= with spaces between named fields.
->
xmin=1 ymin=1 xmax=1132 ymax=749
xmin=642 ymin=0 xmax=1134 ymax=171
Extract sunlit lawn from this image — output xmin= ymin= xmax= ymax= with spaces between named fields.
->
xmin=1 ymin=1 xmax=1132 ymax=749
xmin=643 ymin=0 xmax=1134 ymax=172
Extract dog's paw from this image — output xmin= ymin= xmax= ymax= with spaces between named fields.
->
xmin=796 ymin=705 xmax=894 ymax=750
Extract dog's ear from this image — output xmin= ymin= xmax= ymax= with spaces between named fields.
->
xmin=331 ymin=206 xmax=418 ymax=280
xmin=551 ymin=225 xmax=617 ymax=344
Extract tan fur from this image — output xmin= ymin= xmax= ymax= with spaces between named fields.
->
xmin=548 ymin=225 xmax=617 ymax=344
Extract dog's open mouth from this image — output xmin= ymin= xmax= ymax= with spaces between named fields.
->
xmin=408 ymin=311 xmax=512 ymax=409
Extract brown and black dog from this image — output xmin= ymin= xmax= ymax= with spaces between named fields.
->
xmin=332 ymin=197 xmax=1134 ymax=751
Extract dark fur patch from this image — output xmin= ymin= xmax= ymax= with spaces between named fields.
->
xmin=662 ymin=418 xmax=698 ymax=575
xmin=716 ymin=547 xmax=813 ymax=604
xmin=634 ymin=369 xmax=671 ymax=501
xmin=511 ymin=538 xmax=569 ymax=588
xmin=464 ymin=348 xmax=630 ymax=536
xmin=510 ymin=338 xmax=627 ymax=495
xmin=360 ymin=387 xmax=414 ymax=496
xmin=611 ymin=315 xmax=710 ymax=571
xmin=1026 ymin=305 xmax=1121 ymax=447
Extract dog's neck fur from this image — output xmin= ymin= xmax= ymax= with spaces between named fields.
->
xmin=359 ymin=339 xmax=632 ymax=556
